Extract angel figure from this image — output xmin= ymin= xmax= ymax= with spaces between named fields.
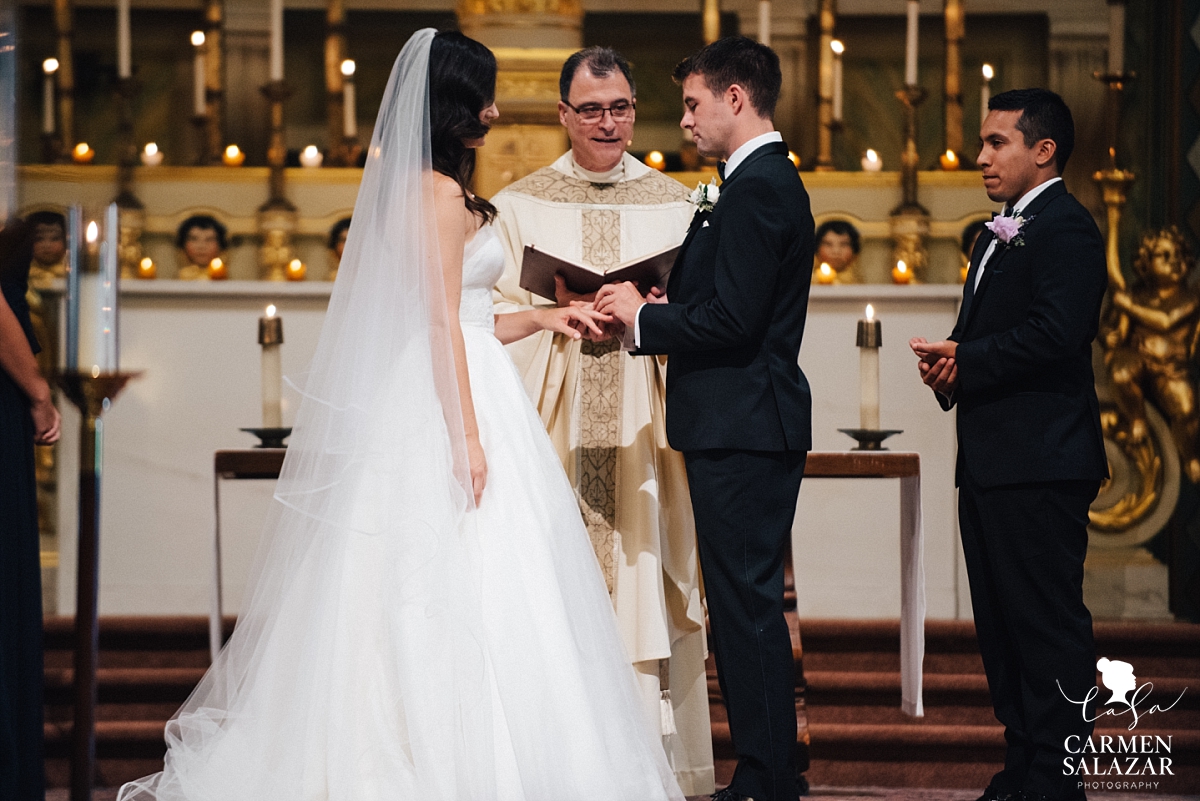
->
xmin=1102 ymin=227 xmax=1200 ymax=483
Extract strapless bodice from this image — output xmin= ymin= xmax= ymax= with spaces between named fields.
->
xmin=459 ymin=226 xmax=505 ymax=332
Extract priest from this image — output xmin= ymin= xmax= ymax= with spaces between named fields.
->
xmin=491 ymin=47 xmax=714 ymax=794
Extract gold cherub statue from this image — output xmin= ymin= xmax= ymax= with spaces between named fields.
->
xmin=1102 ymin=226 xmax=1200 ymax=483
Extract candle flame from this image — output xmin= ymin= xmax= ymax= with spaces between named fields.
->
xmin=144 ymin=142 xmax=158 ymax=156
xmin=787 ymin=150 xmax=801 ymax=168
xmin=303 ymin=145 xmax=319 ymax=158
xmin=897 ymin=260 xmax=908 ymax=274
xmin=645 ymin=150 xmax=665 ymax=168
xmin=830 ymin=39 xmax=844 ymax=55
xmin=91 ymin=365 xmax=100 ymax=378
xmin=866 ymin=149 xmax=879 ymax=162
xmin=866 ymin=304 xmax=875 ymax=321
xmin=225 ymin=144 xmax=240 ymax=158
xmin=191 ymin=30 xmax=206 ymax=47
xmin=86 ymin=221 xmax=99 ymax=243
xmin=819 ymin=263 xmax=832 ymax=276
xmin=74 ymin=142 xmax=91 ymax=157
xmin=266 ymin=304 xmax=277 ymax=318
xmin=140 ymin=257 xmax=153 ymax=269
xmin=43 ymin=58 xmax=59 ymax=74
xmin=341 ymin=59 xmax=356 ymax=77
xmin=944 ymin=150 xmax=956 ymax=163
xmin=982 ymin=63 xmax=994 ymax=81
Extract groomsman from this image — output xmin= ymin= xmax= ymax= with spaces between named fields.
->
xmin=911 ymin=88 xmax=1107 ymax=801
xmin=599 ymin=36 xmax=815 ymax=801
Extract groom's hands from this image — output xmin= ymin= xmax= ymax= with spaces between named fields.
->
xmin=594 ymin=281 xmax=646 ymax=327
xmin=910 ymin=337 xmax=959 ymax=396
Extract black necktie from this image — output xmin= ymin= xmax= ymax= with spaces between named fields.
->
xmin=717 ymin=161 xmax=726 ymax=180
xmin=1002 ymin=205 xmax=1015 ymax=217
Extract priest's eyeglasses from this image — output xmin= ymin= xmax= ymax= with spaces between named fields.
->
xmin=565 ymin=100 xmax=636 ymax=123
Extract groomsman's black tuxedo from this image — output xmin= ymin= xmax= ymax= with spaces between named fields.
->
xmin=638 ymin=139 xmax=814 ymax=801
xmin=943 ymin=179 xmax=1107 ymax=801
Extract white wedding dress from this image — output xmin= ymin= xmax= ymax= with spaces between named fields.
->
xmin=116 ymin=224 xmax=684 ymax=801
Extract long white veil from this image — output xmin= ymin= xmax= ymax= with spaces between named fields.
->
xmin=118 ymin=28 xmax=494 ymax=801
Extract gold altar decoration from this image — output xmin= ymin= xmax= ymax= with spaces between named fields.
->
xmin=815 ymin=0 xmax=837 ymax=171
xmin=202 ymin=0 xmax=225 ymax=165
xmin=458 ymin=0 xmax=582 ymax=50
xmin=114 ymin=76 xmax=146 ymax=280
xmin=942 ymin=0 xmax=965 ymax=161
xmin=890 ymin=86 xmax=930 ymax=280
xmin=258 ymin=80 xmax=299 ymax=281
xmin=116 ymin=207 xmax=145 ymax=280
xmin=702 ymin=0 xmax=720 ymax=45
xmin=53 ymin=0 xmax=75 ymax=158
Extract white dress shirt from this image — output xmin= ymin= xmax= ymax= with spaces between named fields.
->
xmin=630 ymin=131 xmax=784 ymax=348
xmin=973 ymin=176 xmax=1062 ymax=290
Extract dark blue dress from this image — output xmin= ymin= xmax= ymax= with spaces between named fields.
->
xmin=0 ymin=223 xmax=45 ymax=801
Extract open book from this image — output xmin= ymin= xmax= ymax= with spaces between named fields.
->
xmin=519 ymin=242 xmax=681 ymax=301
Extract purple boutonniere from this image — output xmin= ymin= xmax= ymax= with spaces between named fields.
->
xmin=985 ymin=213 xmax=1035 ymax=248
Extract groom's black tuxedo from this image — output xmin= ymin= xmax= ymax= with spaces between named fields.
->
xmin=941 ymin=179 xmax=1106 ymax=801
xmin=638 ymin=139 xmax=814 ymax=801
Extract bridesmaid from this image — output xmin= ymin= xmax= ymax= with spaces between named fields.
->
xmin=0 ymin=218 xmax=61 ymax=801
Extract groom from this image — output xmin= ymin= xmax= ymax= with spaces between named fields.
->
xmin=597 ymin=36 xmax=814 ymax=801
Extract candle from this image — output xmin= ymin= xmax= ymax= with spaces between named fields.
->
xmin=1108 ymin=1 xmax=1125 ymax=75
xmin=269 ymin=0 xmax=284 ymax=82
xmin=98 ymin=203 xmax=120 ymax=372
xmin=857 ymin=304 xmax=881 ymax=430
xmin=645 ymin=150 xmax=666 ymax=171
xmin=981 ymin=63 xmax=993 ymax=126
xmin=42 ymin=59 xmax=58 ymax=135
xmin=117 ymin=0 xmax=131 ymax=79
xmin=140 ymin=142 xmax=163 ymax=166
xmin=905 ymin=0 xmax=919 ymax=86
xmin=137 ymin=256 xmax=156 ymax=279
xmin=299 ymin=145 xmax=323 ymax=168
xmin=259 ymin=305 xmax=284 ymax=428
xmin=758 ymin=0 xmax=771 ymax=47
xmin=816 ymin=262 xmax=836 ymax=284
xmin=286 ymin=258 xmax=306 ymax=281
xmin=341 ymin=59 xmax=357 ymax=138
xmin=192 ymin=31 xmax=206 ymax=117
xmin=65 ymin=206 xmax=83 ymax=370
xmin=223 ymin=144 xmax=245 ymax=166
xmin=787 ymin=150 xmax=801 ymax=169
xmin=892 ymin=259 xmax=913 ymax=284
xmin=939 ymin=149 xmax=958 ymax=170
xmin=831 ymin=40 xmax=844 ymax=122
xmin=861 ymin=149 xmax=882 ymax=171
xmin=207 ymin=257 xmax=228 ymax=280
xmin=72 ymin=143 xmax=95 ymax=164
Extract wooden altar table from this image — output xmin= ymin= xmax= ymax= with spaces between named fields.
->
xmin=210 ymin=448 xmax=925 ymax=715
xmin=803 ymin=451 xmax=925 ymax=716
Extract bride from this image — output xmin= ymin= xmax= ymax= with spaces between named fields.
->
xmin=118 ymin=28 xmax=685 ymax=801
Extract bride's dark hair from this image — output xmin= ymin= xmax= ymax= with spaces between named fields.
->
xmin=430 ymin=31 xmax=498 ymax=224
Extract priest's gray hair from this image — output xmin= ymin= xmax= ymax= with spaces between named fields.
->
xmin=559 ymin=46 xmax=636 ymax=102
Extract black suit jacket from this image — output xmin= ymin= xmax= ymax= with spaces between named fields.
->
xmin=637 ymin=141 xmax=814 ymax=453
xmin=945 ymin=180 xmax=1108 ymax=488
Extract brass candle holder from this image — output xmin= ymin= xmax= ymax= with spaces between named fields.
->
xmin=113 ymin=77 xmax=146 ymax=280
xmin=258 ymin=80 xmax=299 ymax=281
xmin=890 ymin=84 xmax=930 ymax=280
xmin=55 ymin=369 xmax=140 ymax=801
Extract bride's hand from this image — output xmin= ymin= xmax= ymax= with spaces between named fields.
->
xmin=537 ymin=305 xmax=611 ymax=341
xmin=467 ymin=435 xmax=487 ymax=506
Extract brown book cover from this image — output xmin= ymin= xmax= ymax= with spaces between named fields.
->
xmin=519 ymin=243 xmax=681 ymax=301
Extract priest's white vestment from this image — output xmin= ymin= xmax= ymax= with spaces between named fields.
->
xmin=492 ymin=151 xmax=713 ymax=794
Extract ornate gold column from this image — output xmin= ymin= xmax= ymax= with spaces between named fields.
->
xmin=258 ymin=81 xmax=297 ymax=281
xmin=457 ymin=0 xmax=580 ymax=197
xmin=815 ymin=0 xmax=836 ymax=171
xmin=52 ymin=0 xmax=74 ymax=156
xmin=942 ymin=0 xmax=964 ymax=161
xmin=702 ymin=0 xmax=721 ymax=44
xmin=203 ymin=0 xmax=224 ymax=164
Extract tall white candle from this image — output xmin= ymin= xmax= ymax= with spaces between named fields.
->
xmin=192 ymin=31 xmax=207 ymax=117
xmin=981 ymin=63 xmax=994 ymax=127
xmin=260 ymin=305 xmax=283 ymax=428
xmin=858 ymin=304 xmax=881 ymax=430
xmin=98 ymin=203 xmax=120 ymax=372
xmin=758 ymin=0 xmax=771 ymax=47
xmin=269 ymin=0 xmax=284 ymax=82
xmin=65 ymin=205 xmax=83 ymax=370
xmin=117 ymin=0 xmax=131 ymax=79
xmin=1107 ymin=1 xmax=1125 ymax=75
xmin=42 ymin=59 xmax=57 ymax=135
xmin=905 ymin=0 xmax=919 ymax=86
xmin=341 ymin=60 xmax=357 ymax=138
xmin=831 ymin=40 xmax=845 ymax=122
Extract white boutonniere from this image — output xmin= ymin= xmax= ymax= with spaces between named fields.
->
xmin=985 ymin=213 xmax=1035 ymax=249
xmin=689 ymin=178 xmax=720 ymax=213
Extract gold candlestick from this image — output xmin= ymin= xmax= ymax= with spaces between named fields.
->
xmin=53 ymin=0 xmax=75 ymax=158
xmin=942 ymin=0 xmax=965 ymax=162
xmin=259 ymin=80 xmax=298 ymax=281
xmin=890 ymin=84 xmax=930 ymax=280
xmin=815 ymin=0 xmax=837 ymax=171
xmin=55 ymin=370 xmax=140 ymax=801
xmin=113 ymin=77 xmax=145 ymax=279
xmin=203 ymin=0 xmax=225 ymax=164
xmin=702 ymin=0 xmax=721 ymax=44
